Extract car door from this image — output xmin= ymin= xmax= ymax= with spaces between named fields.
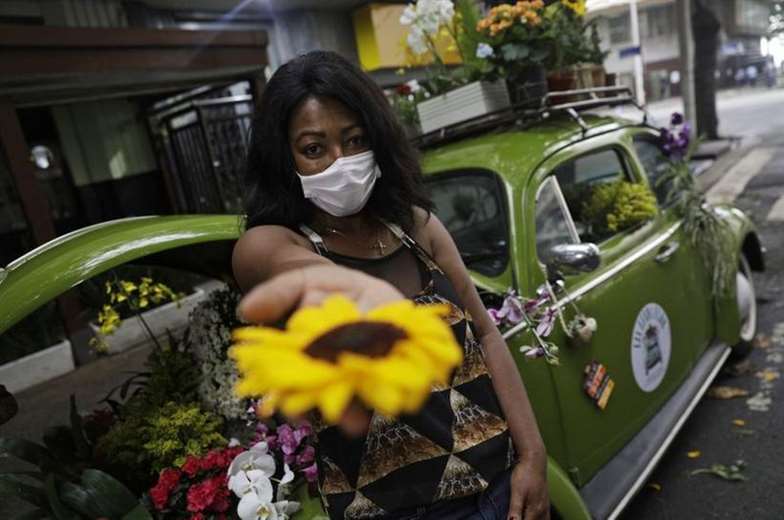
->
xmin=526 ymin=135 xmax=705 ymax=485
xmin=630 ymin=132 xmax=715 ymax=357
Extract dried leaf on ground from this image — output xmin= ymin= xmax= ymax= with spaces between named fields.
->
xmin=646 ymin=482 xmax=662 ymax=492
xmin=732 ymin=419 xmax=746 ymax=426
xmin=724 ymin=359 xmax=754 ymax=376
xmin=755 ymin=368 xmax=780 ymax=382
xmin=687 ymin=450 xmax=701 ymax=459
xmin=753 ymin=335 xmax=771 ymax=349
xmin=746 ymin=392 xmax=772 ymax=412
xmin=707 ymin=386 xmax=750 ymax=399
xmin=691 ymin=461 xmax=747 ymax=481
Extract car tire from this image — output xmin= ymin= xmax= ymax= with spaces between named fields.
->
xmin=729 ymin=254 xmax=757 ymax=361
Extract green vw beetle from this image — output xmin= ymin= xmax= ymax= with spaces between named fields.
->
xmin=0 ymin=89 xmax=763 ymax=519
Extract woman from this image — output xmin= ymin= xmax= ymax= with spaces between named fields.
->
xmin=233 ymin=50 xmax=549 ymax=520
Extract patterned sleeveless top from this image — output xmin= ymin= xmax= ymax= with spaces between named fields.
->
xmin=299 ymin=221 xmax=514 ymax=519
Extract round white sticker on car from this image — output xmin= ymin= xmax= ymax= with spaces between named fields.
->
xmin=631 ymin=303 xmax=671 ymax=392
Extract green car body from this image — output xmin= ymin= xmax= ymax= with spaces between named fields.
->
xmin=0 ymin=114 xmax=763 ymax=519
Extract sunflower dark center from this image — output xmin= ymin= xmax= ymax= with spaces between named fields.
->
xmin=304 ymin=321 xmax=408 ymax=363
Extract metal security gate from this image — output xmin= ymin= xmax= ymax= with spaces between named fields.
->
xmin=151 ymin=92 xmax=254 ymax=214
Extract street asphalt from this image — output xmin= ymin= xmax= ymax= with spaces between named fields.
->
xmin=622 ymin=94 xmax=784 ymax=520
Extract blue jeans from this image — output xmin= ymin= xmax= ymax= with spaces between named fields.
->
xmin=392 ymin=468 xmax=512 ymax=520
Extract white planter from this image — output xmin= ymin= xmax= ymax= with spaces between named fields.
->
xmin=0 ymin=340 xmax=74 ymax=393
xmin=90 ymin=288 xmax=207 ymax=354
xmin=416 ymin=81 xmax=511 ymax=134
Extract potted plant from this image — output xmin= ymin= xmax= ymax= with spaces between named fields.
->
xmin=400 ymin=0 xmax=513 ymax=133
xmin=474 ymin=0 xmax=553 ymax=103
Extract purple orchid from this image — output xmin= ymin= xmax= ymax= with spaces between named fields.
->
xmin=535 ymin=307 xmax=557 ymax=337
xmin=303 ymin=462 xmax=319 ymax=483
xmin=523 ymin=346 xmax=546 ymax=359
xmin=659 ymin=112 xmax=692 ymax=159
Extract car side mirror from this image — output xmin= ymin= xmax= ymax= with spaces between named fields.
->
xmin=546 ymin=243 xmax=601 ymax=282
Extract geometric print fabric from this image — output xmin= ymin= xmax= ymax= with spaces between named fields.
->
xmin=307 ymin=224 xmax=513 ymax=519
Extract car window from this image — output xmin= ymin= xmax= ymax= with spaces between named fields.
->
xmin=633 ymin=137 xmax=673 ymax=206
xmin=535 ymin=176 xmax=579 ymax=264
xmin=552 ymin=148 xmax=632 ymax=244
xmin=426 ymin=170 xmax=508 ymax=277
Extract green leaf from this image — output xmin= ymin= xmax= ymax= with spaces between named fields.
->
xmin=59 ymin=481 xmax=100 ymax=519
xmin=0 ymin=438 xmax=57 ymax=471
xmin=9 ymin=509 xmax=50 ymax=520
xmin=121 ymin=503 xmax=154 ymax=520
xmin=0 ymin=474 xmax=48 ymax=509
xmin=501 ymin=43 xmax=530 ymax=62
xmin=68 ymin=396 xmax=91 ymax=461
xmin=44 ymin=474 xmax=79 ymax=520
xmin=64 ymin=469 xmax=139 ymax=518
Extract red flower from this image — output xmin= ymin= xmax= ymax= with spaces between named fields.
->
xmin=190 ymin=514 xmax=205 ymax=520
xmin=149 ymin=468 xmax=182 ymax=511
xmin=186 ymin=474 xmax=230 ymax=513
xmin=396 ymin=83 xmax=412 ymax=95
xmin=181 ymin=455 xmax=202 ymax=477
xmin=201 ymin=450 xmax=224 ymax=470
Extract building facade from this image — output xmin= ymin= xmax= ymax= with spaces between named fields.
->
xmin=587 ymin=0 xmax=776 ymax=101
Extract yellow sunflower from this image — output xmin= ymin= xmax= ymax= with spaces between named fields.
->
xmin=230 ymin=295 xmax=463 ymax=424
xmin=561 ymin=0 xmax=586 ymax=16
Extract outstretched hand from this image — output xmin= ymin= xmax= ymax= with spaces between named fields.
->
xmin=238 ymin=264 xmax=404 ymax=324
xmin=237 ymin=265 xmax=404 ymax=436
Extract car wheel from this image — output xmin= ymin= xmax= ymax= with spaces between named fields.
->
xmin=729 ymin=254 xmax=757 ymax=360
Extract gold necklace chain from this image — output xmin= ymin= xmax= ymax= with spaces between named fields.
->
xmin=319 ymin=225 xmax=390 ymax=254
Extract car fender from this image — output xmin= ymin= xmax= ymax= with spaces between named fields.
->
xmin=547 ymin=456 xmax=592 ymax=520
xmin=0 ymin=215 xmax=243 ymax=335
xmin=712 ymin=205 xmax=764 ymax=345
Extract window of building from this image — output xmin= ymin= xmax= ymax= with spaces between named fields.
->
xmin=608 ymin=14 xmax=631 ymax=44
xmin=644 ymin=5 xmax=675 ymax=39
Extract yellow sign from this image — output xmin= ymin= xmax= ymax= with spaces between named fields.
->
xmin=352 ymin=3 xmax=462 ymax=71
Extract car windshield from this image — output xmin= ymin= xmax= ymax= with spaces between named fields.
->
xmin=425 ymin=170 xmax=509 ymax=277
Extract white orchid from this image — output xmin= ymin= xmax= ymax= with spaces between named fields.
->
xmin=400 ymin=0 xmax=456 ymax=55
xmin=236 ymin=477 xmax=300 ymax=520
xmin=228 ymin=442 xmax=276 ymax=481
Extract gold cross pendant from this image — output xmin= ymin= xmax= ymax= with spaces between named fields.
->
xmin=372 ymin=239 xmax=387 ymax=254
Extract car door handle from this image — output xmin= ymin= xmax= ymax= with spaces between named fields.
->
xmin=655 ymin=241 xmax=680 ymax=263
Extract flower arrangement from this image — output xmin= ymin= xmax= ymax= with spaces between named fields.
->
xmin=188 ymin=288 xmax=248 ymax=420
xmin=230 ymin=295 xmax=463 ymax=423
xmin=489 ymin=286 xmax=561 ymax=364
xmin=582 ymin=180 xmax=658 ymax=238
xmin=473 ymin=1 xmax=598 ymax=82
xmin=89 ymin=276 xmax=183 ymax=352
xmin=488 ymin=282 xmax=597 ymax=365
xmin=147 ymin=445 xmax=244 ymax=517
xmin=658 ymin=113 xmax=735 ymax=296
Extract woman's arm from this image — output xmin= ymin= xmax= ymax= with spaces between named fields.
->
xmin=424 ymin=214 xmax=549 ymax=520
xmin=232 ymin=225 xmax=332 ymax=293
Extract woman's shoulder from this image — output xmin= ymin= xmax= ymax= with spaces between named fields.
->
xmin=409 ymin=206 xmax=443 ymax=256
xmin=233 ymin=224 xmax=311 ymax=264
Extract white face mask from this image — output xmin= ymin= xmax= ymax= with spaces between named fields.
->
xmin=297 ymin=150 xmax=381 ymax=217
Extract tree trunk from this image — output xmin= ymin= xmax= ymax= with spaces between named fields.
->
xmin=691 ymin=0 xmax=720 ymax=139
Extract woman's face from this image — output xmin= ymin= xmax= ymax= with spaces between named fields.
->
xmin=288 ymin=95 xmax=370 ymax=176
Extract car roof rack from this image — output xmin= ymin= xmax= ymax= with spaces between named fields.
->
xmin=410 ymin=85 xmax=648 ymax=149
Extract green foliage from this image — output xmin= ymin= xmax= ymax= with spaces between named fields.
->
xmin=0 ymin=400 xmax=150 ymax=519
xmin=659 ymin=153 xmax=735 ymax=296
xmin=582 ymin=181 xmax=658 ymax=237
